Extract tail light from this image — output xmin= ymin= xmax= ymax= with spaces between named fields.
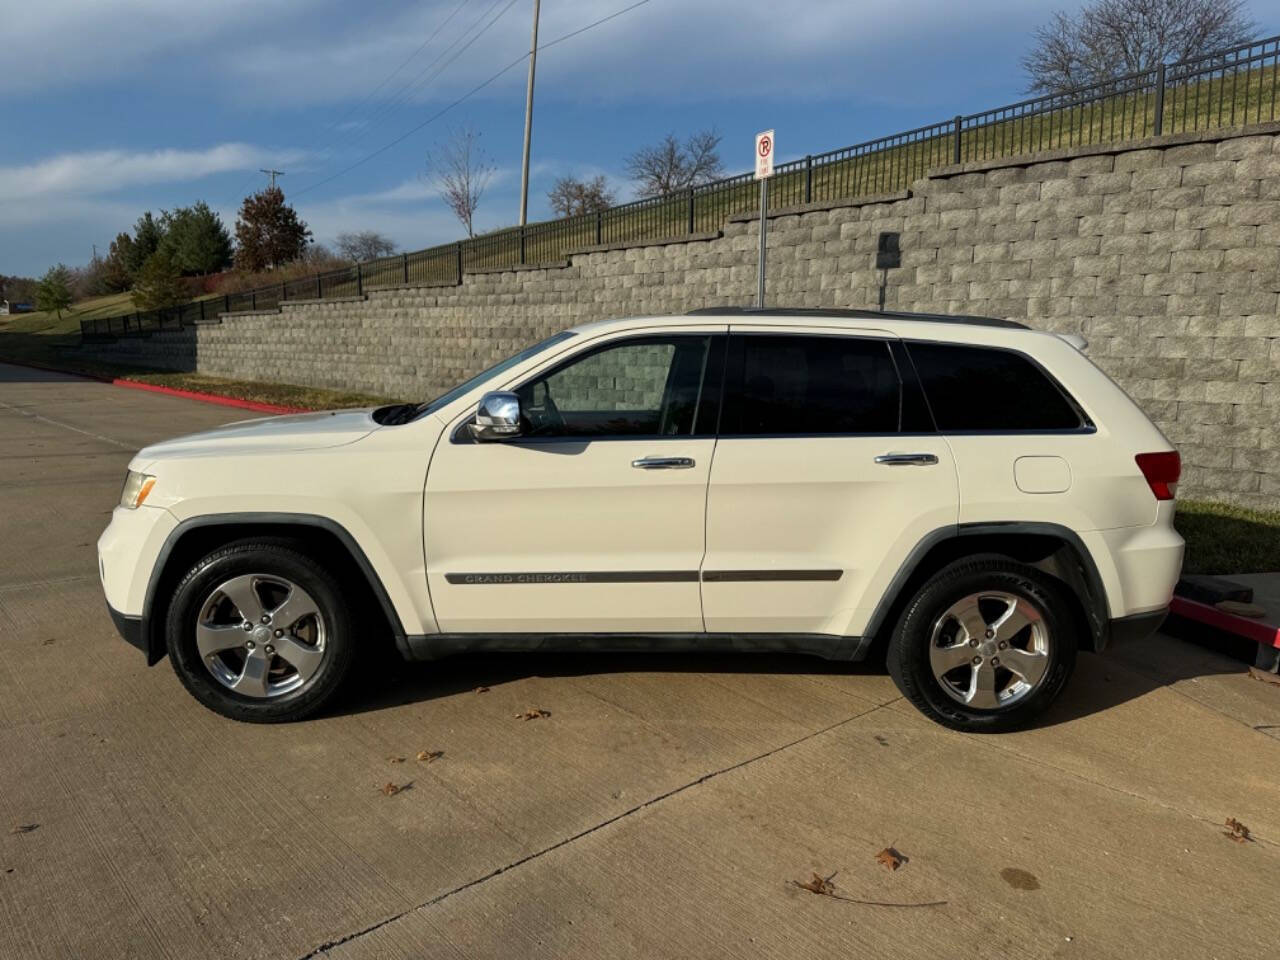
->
xmin=1135 ymin=451 xmax=1180 ymax=501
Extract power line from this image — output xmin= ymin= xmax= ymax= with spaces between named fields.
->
xmin=308 ymin=0 xmax=515 ymax=168
xmin=260 ymin=168 xmax=285 ymax=188
xmin=291 ymin=0 xmax=655 ymax=199
xmin=302 ymin=0 xmax=473 ymax=152
xmin=223 ymin=0 xmax=477 ymax=209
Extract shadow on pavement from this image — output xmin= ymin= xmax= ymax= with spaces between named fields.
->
xmin=331 ymin=628 xmax=1251 ymax=730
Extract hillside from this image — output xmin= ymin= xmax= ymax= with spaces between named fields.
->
xmin=2 ymin=292 xmax=137 ymax=336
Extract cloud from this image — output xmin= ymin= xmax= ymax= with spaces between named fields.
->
xmin=218 ymin=0 xmax=1067 ymax=108
xmin=1 ymin=0 xmax=314 ymax=96
xmin=0 ymin=144 xmax=308 ymax=203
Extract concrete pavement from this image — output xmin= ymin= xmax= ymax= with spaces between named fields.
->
xmin=1 ymin=361 xmax=1278 ymax=959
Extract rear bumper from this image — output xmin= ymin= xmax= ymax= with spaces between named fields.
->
xmin=1106 ymin=607 xmax=1168 ymax=647
xmin=106 ymin=601 xmax=145 ymax=655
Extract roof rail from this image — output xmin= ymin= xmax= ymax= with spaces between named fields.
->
xmin=684 ymin=306 xmax=1029 ymax=330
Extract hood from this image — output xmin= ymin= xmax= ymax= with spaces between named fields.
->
xmin=133 ymin=408 xmax=380 ymax=464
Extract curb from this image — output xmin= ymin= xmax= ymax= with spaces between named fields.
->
xmin=1169 ymin=596 xmax=1280 ymax=650
xmin=0 ymin=356 xmax=308 ymax=415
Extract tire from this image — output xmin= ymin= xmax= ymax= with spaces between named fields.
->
xmin=165 ymin=539 xmax=356 ymax=723
xmin=887 ymin=556 xmax=1077 ymax=733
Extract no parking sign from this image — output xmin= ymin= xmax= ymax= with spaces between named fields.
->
xmin=755 ymin=129 xmax=775 ymax=179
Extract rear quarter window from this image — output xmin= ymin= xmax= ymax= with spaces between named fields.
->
xmin=907 ymin=342 xmax=1089 ymax=432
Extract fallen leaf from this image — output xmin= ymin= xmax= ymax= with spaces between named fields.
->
xmin=515 ymin=708 xmax=551 ymax=721
xmin=876 ymin=847 xmax=905 ymax=871
xmin=474 ymin=686 xmax=490 ymax=694
xmin=1224 ymin=817 xmax=1252 ymax=843
xmin=795 ymin=872 xmax=836 ymax=896
xmin=381 ymin=782 xmax=401 ymax=797
xmin=1248 ymin=667 xmax=1280 ymax=687
xmin=9 ymin=824 xmax=38 ymax=835
xmin=386 ymin=756 xmax=405 ymax=764
xmin=789 ymin=869 xmax=946 ymax=908
xmin=416 ymin=750 xmax=444 ymax=763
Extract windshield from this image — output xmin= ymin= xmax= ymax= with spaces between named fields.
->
xmin=413 ymin=330 xmax=577 ymax=419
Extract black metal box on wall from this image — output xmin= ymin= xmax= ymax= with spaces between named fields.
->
xmin=876 ymin=232 xmax=901 ymax=270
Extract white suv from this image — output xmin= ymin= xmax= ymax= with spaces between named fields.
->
xmin=98 ymin=309 xmax=1184 ymax=732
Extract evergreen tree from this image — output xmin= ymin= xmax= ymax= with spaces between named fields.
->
xmin=131 ymin=250 xmax=186 ymax=310
xmin=233 ymin=187 xmax=311 ymax=271
xmin=101 ymin=233 xmax=136 ymax=292
xmin=36 ymin=264 xmax=74 ymax=318
xmin=161 ymin=202 xmax=233 ymax=275
xmin=126 ymin=212 xmax=165 ymax=277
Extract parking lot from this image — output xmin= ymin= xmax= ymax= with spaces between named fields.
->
xmin=1 ymin=360 xmax=1278 ymax=959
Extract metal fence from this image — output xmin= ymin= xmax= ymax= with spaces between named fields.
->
xmin=82 ymin=33 xmax=1280 ymax=342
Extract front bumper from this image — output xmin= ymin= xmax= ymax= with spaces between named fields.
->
xmin=98 ymin=504 xmax=176 ymax=665
xmin=106 ymin=601 xmax=145 ymax=654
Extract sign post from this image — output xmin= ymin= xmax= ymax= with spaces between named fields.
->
xmin=754 ymin=129 xmax=774 ymax=308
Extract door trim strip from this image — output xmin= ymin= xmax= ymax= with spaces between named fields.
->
xmin=443 ymin=570 xmax=844 ymax=584
xmin=444 ymin=571 xmax=700 ymax=585
xmin=701 ymin=569 xmax=843 ymax=582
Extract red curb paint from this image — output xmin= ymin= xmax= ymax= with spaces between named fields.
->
xmin=107 ymin=379 xmax=307 ymax=414
xmin=1170 ymin=596 xmax=1280 ymax=649
xmin=0 ymin=356 xmax=308 ymax=415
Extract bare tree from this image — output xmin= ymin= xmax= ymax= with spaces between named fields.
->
xmin=625 ymin=129 xmax=724 ymax=198
xmin=1023 ymin=0 xmax=1256 ymax=93
xmin=427 ymin=126 xmax=495 ymax=237
xmin=335 ymin=231 xmax=398 ymax=262
xmin=547 ymin=175 xmax=616 ymax=217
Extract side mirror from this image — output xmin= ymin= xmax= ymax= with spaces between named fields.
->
xmin=469 ymin=391 xmax=523 ymax=441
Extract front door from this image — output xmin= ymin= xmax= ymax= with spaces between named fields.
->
xmin=425 ymin=330 xmax=726 ymax=634
xmin=701 ymin=327 xmax=959 ymax=638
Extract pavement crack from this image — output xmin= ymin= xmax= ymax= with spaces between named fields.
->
xmin=0 ymin=397 xmax=134 ymax=450
xmin=0 ymin=574 xmax=92 ymax=594
xmin=298 ymin=698 xmax=896 ymax=959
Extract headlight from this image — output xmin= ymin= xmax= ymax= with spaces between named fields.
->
xmin=119 ymin=471 xmax=156 ymax=509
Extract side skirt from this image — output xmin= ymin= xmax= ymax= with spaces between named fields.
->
xmin=402 ymin=632 xmax=870 ymax=663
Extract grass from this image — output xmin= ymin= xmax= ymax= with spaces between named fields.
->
xmin=3 ymin=292 xmax=138 ymax=336
xmin=1176 ymin=499 xmax=1280 ymax=575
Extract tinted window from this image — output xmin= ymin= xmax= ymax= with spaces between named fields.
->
xmin=722 ymin=335 xmax=901 ymax=435
xmin=907 ymin=342 xmax=1085 ymax=431
xmin=516 ymin=336 xmax=712 ymax=437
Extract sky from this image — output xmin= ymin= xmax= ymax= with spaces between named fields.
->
xmin=3 ymin=0 xmax=1276 ymax=278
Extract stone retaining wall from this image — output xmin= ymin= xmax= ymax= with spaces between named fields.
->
xmin=82 ymin=123 xmax=1280 ymax=507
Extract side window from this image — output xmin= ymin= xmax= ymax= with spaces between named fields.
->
xmin=515 ymin=336 xmax=712 ymax=438
xmin=907 ymin=342 xmax=1087 ymax=432
xmin=721 ymin=335 xmax=901 ymax=435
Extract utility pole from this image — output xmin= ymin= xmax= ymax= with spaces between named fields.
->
xmin=517 ymin=0 xmax=540 ymax=226
xmin=260 ymin=169 xmax=285 ymax=189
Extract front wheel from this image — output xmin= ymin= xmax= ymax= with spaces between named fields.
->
xmin=887 ymin=557 xmax=1077 ymax=733
xmin=165 ymin=540 xmax=356 ymax=722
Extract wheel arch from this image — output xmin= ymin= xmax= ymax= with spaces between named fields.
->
xmin=140 ymin=513 xmax=409 ymax=666
xmin=860 ymin=522 xmax=1109 ymax=660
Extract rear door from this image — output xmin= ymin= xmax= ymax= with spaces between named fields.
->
xmin=701 ymin=326 xmax=959 ymax=639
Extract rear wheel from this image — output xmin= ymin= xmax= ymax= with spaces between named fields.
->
xmin=887 ymin=557 xmax=1077 ymax=732
xmin=165 ymin=540 xmax=356 ymax=722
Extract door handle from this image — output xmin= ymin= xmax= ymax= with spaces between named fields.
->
xmin=875 ymin=453 xmax=939 ymax=466
xmin=632 ymin=456 xmax=695 ymax=470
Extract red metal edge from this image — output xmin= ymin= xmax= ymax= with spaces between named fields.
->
xmin=0 ymin=355 xmax=308 ymax=415
xmin=1169 ymin=596 xmax=1280 ymax=649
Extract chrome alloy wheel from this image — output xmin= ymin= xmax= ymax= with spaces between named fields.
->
xmin=928 ymin=591 xmax=1050 ymax=710
xmin=195 ymin=574 xmax=326 ymax=699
